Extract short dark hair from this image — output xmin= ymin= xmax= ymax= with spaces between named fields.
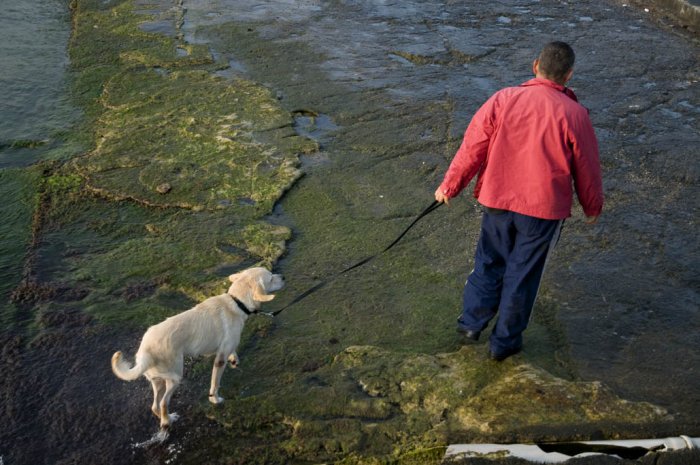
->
xmin=538 ymin=42 xmax=575 ymax=82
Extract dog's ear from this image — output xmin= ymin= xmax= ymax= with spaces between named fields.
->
xmin=252 ymin=277 xmax=275 ymax=302
xmin=228 ymin=272 xmax=241 ymax=283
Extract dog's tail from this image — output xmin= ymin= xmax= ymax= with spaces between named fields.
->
xmin=111 ymin=351 xmax=150 ymax=381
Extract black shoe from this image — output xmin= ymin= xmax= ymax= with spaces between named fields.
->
xmin=457 ymin=328 xmax=481 ymax=342
xmin=489 ymin=346 xmax=522 ymax=362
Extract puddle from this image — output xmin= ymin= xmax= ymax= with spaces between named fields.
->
xmin=213 ymin=58 xmax=248 ymax=78
xmin=138 ymin=20 xmax=177 ymax=37
xmin=292 ymin=110 xmax=339 ymax=142
xmin=388 ymin=52 xmax=414 ymax=66
xmin=237 ymin=197 xmax=256 ymax=206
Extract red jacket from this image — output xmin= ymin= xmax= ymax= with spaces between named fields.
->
xmin=439 ymin=78 xmax=603 ymax=220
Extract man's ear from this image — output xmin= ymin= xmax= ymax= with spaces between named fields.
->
xmin=563 ymin=68 xmax=574 ymax=84
xmin=532 ymin=59 xmax=540 ymax=76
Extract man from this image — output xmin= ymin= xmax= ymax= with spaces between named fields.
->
xmin=434 ymin=41 xmax=603 ymax=361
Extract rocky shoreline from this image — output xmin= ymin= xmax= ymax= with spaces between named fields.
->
xmin=1 ymin=0 xmax=698 ymax=464
xmin=641 ymin=0 xmax=700 ymax=34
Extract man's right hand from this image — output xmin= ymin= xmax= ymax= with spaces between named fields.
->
xmin=434 ymin=188 xmax=450 ymax=205
xmin=585 ymin=215 xmax=599 ymax=224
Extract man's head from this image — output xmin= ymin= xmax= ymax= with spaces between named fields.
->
xmin=533 ymin=41 xmax=575 ymax=85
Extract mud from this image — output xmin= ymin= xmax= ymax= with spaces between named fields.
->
xmin=0 ymin=0 xmax=698 ymax=464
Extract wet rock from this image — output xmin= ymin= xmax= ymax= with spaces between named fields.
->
xmin=10 ymin=280 xmax=56 ymax=304
xmin=203 ymin=344 xmax=670 ymax=463
xmin=10 ymin=281 xmax=88 ymax=305
xmin=122 ymin=280 xmax=159 ymax=302
xmin=0 ymin=334 xmax=23 ymax=365
xmin=301 ymin=359 xmax=323 ymax=372
xmin=36 ymin=308 xmax=93 ymax=329
xmin=155 ymin=182 xmax=171 ymax=194
xmin=326 ymin=346 xmax=668 ymax=436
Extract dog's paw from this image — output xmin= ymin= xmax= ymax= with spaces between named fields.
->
xmin=159 ymin=412 xmax=179 ymax=430
xmin=228 ymin=353 xmax=239 ymax=369
xmin=208 ymin=394 xmax=225 ymax=404
xmin=155 ymin=429 xmax=169 ymax=442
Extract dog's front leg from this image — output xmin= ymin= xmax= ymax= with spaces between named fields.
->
xmin=209 ymin=354 xmax=227 ymax=404
xmin=228 ymin=352 xmax=239 ymax=369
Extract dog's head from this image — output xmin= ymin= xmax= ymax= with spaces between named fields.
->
xmin=227 ymin=267 xmax=284 ymax=305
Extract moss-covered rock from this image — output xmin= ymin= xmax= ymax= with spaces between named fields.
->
xmin=0 ymin=168 xmax=41 ymax=326
xmin=6 ymin=0 xmax=316 ymax=325
xmin=199 ymin=345 xmax=668 ymax=464
xmin=74 ymin=68 xmax=316 ymax=213
xmin=69 ymin=0 xmax=316 ymax=215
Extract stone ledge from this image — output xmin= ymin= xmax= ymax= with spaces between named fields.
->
xmin=642 ymin=0 xmax=700 ymax=33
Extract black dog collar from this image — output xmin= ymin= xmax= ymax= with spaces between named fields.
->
xmin=231 ymin=296 xmax=254 ymax=315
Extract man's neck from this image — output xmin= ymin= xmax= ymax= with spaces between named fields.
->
xmin=535 ymin=73 xmax=566 ymax=86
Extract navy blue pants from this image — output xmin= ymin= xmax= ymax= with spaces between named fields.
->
xmin=457 ymin=210 xmax=563 ymax=357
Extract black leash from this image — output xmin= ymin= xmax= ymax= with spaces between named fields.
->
xmin=263 ymin=200 xmax=443 ymax=317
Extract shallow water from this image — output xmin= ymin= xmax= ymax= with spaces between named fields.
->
xmin=0 ymin=0 xmax=80 ymax=168
xmin=0 ymin=0 xmax=78 ymax=334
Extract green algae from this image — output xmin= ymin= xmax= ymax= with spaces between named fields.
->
xmin=0 ymin=168 xmax=41 ymax=328
xmin=43 ymin=172 xmax=83 ymax=194
xmin=196 ymin=345 xmax=667 ymax=464
xmin=0 ymin=139 xmax=49 ymax=150
xmin=74 ymin=67 xmax=314 ymax=213
xmin=69 ymin=0 xmax=316 ymax=214
xmin=2 ymin=0 xmax=317 ymax=327
xmin=330 ymin=345 xmax=667 ymax=433
xmin=69 ymin=0 xmax=214 ymax=116
xmin=20 ymin=169 xmax=294 ymax=325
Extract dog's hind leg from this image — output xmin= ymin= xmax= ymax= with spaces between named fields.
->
xmin=159 ymin=378 xmax=180 ymax=430
xmin=150 ymin=378 xmax=165 ymax=418
xmin=208 ymin=353 xmax=227 ymax=404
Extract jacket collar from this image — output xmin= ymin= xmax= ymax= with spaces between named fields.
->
xmin=521 ymin=77 xmax=579 ymax=103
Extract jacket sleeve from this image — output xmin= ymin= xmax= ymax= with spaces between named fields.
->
xmin=439 ymin=94 xmax=497 ymax=198
xmin=569 ymin=112 xmax=604 ymax=217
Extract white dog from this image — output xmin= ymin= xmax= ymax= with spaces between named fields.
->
xmin=111 ymin=267 xmax=284 ymax=430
